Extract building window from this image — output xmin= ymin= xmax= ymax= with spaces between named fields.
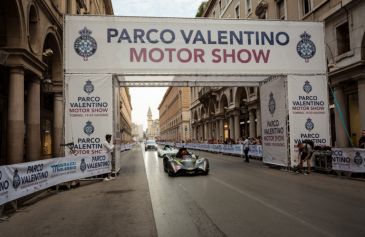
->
xmin=277 ymin=0 xmax=285 ymax=20
xmin=235 ymin=4 xmax=240 ymax=19
xmin=302 ymin=0 xmax=312 ymax=16
xmin=336 ymin=22 xmax=350 ymax=55
xmin=245 ymin=0 xmax=252 ymax=16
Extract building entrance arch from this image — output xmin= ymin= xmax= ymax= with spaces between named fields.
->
xmin=64 ymin=15 xmax=330 ymax=167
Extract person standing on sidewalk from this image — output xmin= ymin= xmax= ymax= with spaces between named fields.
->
xmin=103 ymin=134 xmax=115 ymax=180
xmin=243 ymin=137 xmax=250 ymax=163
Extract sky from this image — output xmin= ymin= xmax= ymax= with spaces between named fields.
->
xmin=112 ymin=0 xmax=204 ymax=129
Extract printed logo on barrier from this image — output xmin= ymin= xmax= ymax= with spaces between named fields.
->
xmin=303 ymin=80 xmax=312 ymax=94
xmin=83 ymin=80 xmax=94 ymax=95
xmin=305 ymin=118 xmax=314 ymax=132
xmin=353 ymin=152 xmax=363 ymax=166
xmin=74 ymin=27 xmax=97 ymax=61
xmin=296 ymin=31 xmax=316 ymax=63
xmin=0 ymin=170 xmax=2 ymax=180
xmin=268 ymin=92 xmax=276 ymax=116
xmin=80 ymin=158 xmax=87 ymax=172
xmin=84 ymin=121 xmax=95 ymax=136
xmin=13 ymin=169 xmax=21 ymax=190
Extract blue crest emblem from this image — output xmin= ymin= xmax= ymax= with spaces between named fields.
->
xmin=80 ymin=158 xmax=87 ymax=172
xmin=83 ymin=121 xmax=95 ymax=136
xmin=83 ymin=80 xmax=94 ymax=95
xmin=305 ymin=118 xmax=314 ymax=132
xmin=13 ymin=169 xmax=21 ymax=189
xmin=74 ymin=27 xmax=97 ymax=61
xmin=353 ymin=152 xmax=363 ymax=166
xmin=303 ymin=80 xmax=312 ymax=94
xmin=268 ymin=92 xmax=276 ymax=116
xmin=296 ymin=32 xmax=316 ymax=63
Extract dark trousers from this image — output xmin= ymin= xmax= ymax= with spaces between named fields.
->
xmin=244 ymin=148 xmax=249 ymax=162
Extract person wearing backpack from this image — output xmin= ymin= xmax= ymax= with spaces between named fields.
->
xmin=297 ymin=140 xmax=314 ymax=175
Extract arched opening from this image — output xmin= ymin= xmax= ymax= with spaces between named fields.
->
xmin=235 ymin=87 xmax=249 ymax=138
xmin=0 ymin=1 xmax=22 ymax=47
xmin=28 ymin=4 xmax=40 ymax=53
xmin=40 ymin=33 xmax=61 ymax=158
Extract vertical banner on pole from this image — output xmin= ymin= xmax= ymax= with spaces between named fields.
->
xmin=65 ymin=74 xmax=113 ymax=157
xmin=287 ymin=75 xmax=331 ymax=166
xmin=260 ymin=77 xmax=288 ymax=166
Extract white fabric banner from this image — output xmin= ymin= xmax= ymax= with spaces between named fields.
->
xmin=332 ymin=148 xmax=365 ymax=173
xmin=287 ymin=75 xmax=331 ymax=166
xmin=65 ymin=16 xmax=325 ymax=76
xmin=171 ymin=143 xmax=263 ymax=157
xmin=260 ymin=77 xmax=289 ymax=166
xmin=0 ymin=154 xmax=111 ymax=205
xmin=65 ymin=74 xmax=113 ymax=157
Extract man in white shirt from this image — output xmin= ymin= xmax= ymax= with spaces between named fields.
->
xmin=103 ymin=134 xmax=115 ymax=180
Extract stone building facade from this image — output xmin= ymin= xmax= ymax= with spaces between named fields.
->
xmin=200 ymin=0 xmax=365 ymax=147
xmin=159 ymin=87 xmax=191 ymax=142
xmin=0 ymin=0 xmax=113 ymax=165
xmin=119 ymin=87 xmax=132 ymax=142
xmin=146 ymin=107 xmax=160 ymax=140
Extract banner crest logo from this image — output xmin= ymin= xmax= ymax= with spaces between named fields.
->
xmin=13 ymin=169 xmax=21 ymax=189
xmin=296 ymin=31 xmax=316 ymax=63
xmin=268 ymin=92 xmax=276 ymax=116
xmin=83 ymin=121 xmax=95 ymax=136
xmin=83 ymin=80 xmax=94 ymax=94
xmin=354 ymin=152 xmax=363 ymax=166
xmin=303 ymin=80 xmax=312 ymax=94
xmin=305 ymin=118 xmax=314 ymax=131
xmin=80 ymin=158 xmax=87 ymax=172
xmin=74 ymin=27 xmax=97 ymax=61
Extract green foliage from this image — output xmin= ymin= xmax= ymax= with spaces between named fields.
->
xmin=195 ymin=1 xmax=208 ymax=17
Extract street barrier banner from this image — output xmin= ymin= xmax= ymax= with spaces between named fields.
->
xmin=0 ymin=154 xmax=111 ymax=206
xmin=120 ymin=144 xmax=134 ymax=151
xmin=171 ymin=143 xmax=262 ymax=157
xmin=65 ymin=74 xmax=113 ymax=156
xmin=332 ymin=148 xmax=365 ymax=173
xmin=65 ymin=16 xmax=325 ymax=76
xmin=287 ymin=75 xmax=331 ymax=166
xmin=260 ymin=77 xmax=289 ymax=166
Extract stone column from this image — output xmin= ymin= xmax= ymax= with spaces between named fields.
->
xmin=216 ymin=120 xmax=220 ymax=140
xmin=256 ymin=109 xmax=262 ymax=137
xmin=334 ymin=86 xmax=349 ymax=147
xmin=26 ymin=80 xmax=41 ymax=161
xmin=7 ymin=68 xmax=24 ymax=164
xmin=53 ymin=93 xmax=63 ymax=157
xmin=358 ymin=79 xmax=365 ymax=131
xmin=219 ymin=119 xmax=224 ymax=141
xmin=234 ymin=112 xmax=241 ymax=141
xmin=249 ymin=109 xmax=256 ymax=138
xmin=229 ymin=116 xmax=234 ymax=139
xmin=204 ymin=122 xmax=207 ymax=140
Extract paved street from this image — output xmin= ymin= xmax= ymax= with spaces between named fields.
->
xmin=2 ymin=144 xmax=365 ymax=237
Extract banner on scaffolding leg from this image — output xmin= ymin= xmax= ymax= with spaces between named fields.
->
xmin=287 ymin=75 xmax=331 ymax=167
xmin=65 ymin=74 xmax=113 ymax=156
xmin=260 ymin=76 xmax=288 ymax=166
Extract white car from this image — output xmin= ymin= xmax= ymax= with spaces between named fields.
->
xmin=158 ymin=145 xmax=178 ymax=157
xmin=145 ymin=140 xmax=158 ymax=151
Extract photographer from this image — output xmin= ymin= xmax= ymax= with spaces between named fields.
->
xmin=297 ymin=140 xmax=314 ymax=175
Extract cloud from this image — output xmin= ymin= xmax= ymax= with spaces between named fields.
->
xmin=112 ymin=0 xmax=205 ymax=17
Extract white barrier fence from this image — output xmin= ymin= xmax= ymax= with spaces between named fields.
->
xmin=159 ymin=143 xmax=263 ymax=157
xmin=120 ymin=144 xmax=134 ymax=151
xmin=0 ymin=153 xmax=111 ymax=206
xmin=332 ymin=148 xmax=365 ymax=173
